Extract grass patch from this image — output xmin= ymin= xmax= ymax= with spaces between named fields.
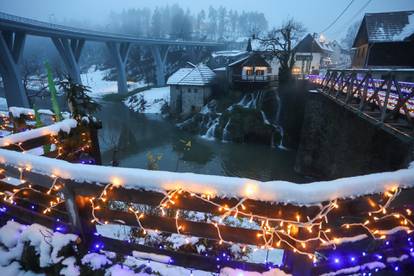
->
xmin=101 ymin=85 xmax=154 ymax=102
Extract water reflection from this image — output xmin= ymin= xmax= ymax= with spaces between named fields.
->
xmin=95 ymin=101 xmax=305 ymax=183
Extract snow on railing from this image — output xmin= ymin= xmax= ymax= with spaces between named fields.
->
xmin=0 ymin=118 xmax=413 ymax=274
xmin=0 ymin=144 xmax=412 ymax=205
xmin=0 ymin=119 xmax=77 ymax=148
xmin=9 ymin=106 xmax=55 ymax=118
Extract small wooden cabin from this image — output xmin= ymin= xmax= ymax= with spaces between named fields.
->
xmin=227 ymin=52 xmax=273 ymax=84
xmin=352 ymin=11 xmax=414 ymax=68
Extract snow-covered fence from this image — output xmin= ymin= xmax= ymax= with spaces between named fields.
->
xmin=0 ymin=108 xmax=102 ymax=163
xmin=0 ymin=117 xmax=413 ymax=274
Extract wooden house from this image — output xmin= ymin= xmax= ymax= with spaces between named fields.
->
xmin=227 ymin=52 xmax=273 ymax=84
xmin=292 ymin=33 xmax=334 ymax=76
xmin=352 ymin=11 xmax=414 ymax=68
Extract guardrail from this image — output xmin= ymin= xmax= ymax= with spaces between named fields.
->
xmin=0 ymin=110 xmax=413 ymax=274
xmin=310 ymin=69 xmax=414 ymax=141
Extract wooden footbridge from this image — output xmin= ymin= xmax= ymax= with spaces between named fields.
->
xmin=0 ymin=109 xmax=413 ymax=275
xmin=310 ymin=69 xmax=414 ymax=143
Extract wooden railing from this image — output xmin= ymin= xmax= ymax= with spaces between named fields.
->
xmin=0 ymin=107 xmax=101 ymax=163
xmin=0 ymin=110 xmax=413 ymax=275
xmin=310 ymin=69 xmax=414 ymax=141
xmin=232 ymin=74 xmax=278 ymax=83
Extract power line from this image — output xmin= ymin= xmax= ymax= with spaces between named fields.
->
xmin=320 ymin=0 xmax=356 ymax=34
xmin=330 ymin=0 xmax=373 ymax=40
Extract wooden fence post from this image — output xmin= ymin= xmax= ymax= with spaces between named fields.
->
xmin=63 ymin=181 xmax=96 ymax=252
xmin=88 ymin=122 xmax=102 ymax=165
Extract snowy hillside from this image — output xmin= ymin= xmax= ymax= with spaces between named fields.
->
xmin=81 ymin=66 xmax=147 ymax=98
xmin=124 ymin=87 xmax=170 ymax=114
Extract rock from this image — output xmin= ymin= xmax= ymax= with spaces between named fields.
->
xmin=217 ymin=105 xmax=274 ymax=143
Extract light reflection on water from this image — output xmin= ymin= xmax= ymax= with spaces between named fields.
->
xmin=95 ymin=101 xmax=306 ymax=183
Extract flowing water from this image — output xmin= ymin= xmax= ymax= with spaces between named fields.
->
xmin=95 ymin=101 xmax=306 ymax=183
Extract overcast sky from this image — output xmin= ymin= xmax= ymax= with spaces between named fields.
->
xmin=1 ymin=0 xmax=413 ymax=39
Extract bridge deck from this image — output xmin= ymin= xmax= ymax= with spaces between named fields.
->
xmin=0 ymin=11 xmax=223 ymax=47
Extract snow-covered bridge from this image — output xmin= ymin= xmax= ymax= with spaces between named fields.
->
xmin=0 ymin=12 xmax=224 ymax=107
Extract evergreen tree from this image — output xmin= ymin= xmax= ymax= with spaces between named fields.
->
xmin=59 ymin=77 xmax=101 ymax=119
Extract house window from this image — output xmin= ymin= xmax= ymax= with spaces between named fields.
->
xmin=194 ymin=88 xmax=198 ymax=93
xmin=188 ymin=88 xmax=191 ymax=93
xmin=256 ymin=69 xmax=265 ymax=76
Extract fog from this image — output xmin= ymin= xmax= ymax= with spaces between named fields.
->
xmin=1 ymin=0 xmax=413 ymax=39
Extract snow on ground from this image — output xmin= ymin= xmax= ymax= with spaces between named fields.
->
xmin=0 ymin=221 xmax=78 ymax=275
xmin=81 ymin=66 xmax=147 ymax=98
xmin=124 ymin=87 xmax=170 ymax=114
xmin=0 ymin=220 xmax=289 ymax=276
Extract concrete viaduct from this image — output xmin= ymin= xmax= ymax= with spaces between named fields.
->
xmin=0 ymin=12 xmax=223 ymax=107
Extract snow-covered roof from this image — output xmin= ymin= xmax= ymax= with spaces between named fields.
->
xmin=167 ymin=64 xmax=216 ymax=86
xmin=212 ymin=50 xmax=247 ymax=58
xmin=315 ymin=40 xmax=334 ymax=53
xmin=228 ymin=56 xmax=249 ymax=67
xmin=213 ymin=67 xmax=227 ymax=72
xmin=294 ymin=34 xmax=334 ymax=54
xmin=353 ymin=10 xmax=414 ymax=47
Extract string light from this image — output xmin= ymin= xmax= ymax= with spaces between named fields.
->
xmin=83 ymin=183 xmax=414 ymax=261
xmin=1 ymin=112 xmax=414 ymax=267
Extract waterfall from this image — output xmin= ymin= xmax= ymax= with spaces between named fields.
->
xmin=274 ymin=91 xmax=287 ymax=150
xmin=259 ymin=89 xmax=287 ymax=150
xmin=222 ymin=119 xmax=232 ymax=142
xmin=202 ymin=118 xmax=219 ymax=140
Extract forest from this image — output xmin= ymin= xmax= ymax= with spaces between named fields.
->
xmin=104 ymin=4 xmax=268 ymax=40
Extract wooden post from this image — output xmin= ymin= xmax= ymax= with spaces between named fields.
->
xmin=9 ymin=113 xmax=27 ymax=133
xmin=63 ymin=181 xmax=96 ymax=252
xmin=62 ymin=183 xmax=85 ymax=236
xmin=358 ymin=73 xmax=371 ymax=111
xmin=380 ymin=74 xmax=392 ymax=123
xmin=88 ymin=123 xmax=102 ymax=165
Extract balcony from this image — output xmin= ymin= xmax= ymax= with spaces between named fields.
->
xmin=232 ymin=74 xmax=278 ymax=83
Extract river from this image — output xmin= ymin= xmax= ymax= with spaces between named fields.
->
xmin=95 ymin=101 xmax=306 ymax=183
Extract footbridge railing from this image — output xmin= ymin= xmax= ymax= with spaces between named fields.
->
xmin=0 ymin=111 xmax=413 ymax=274
xmin=310 ymin=69 xmax=414 ymax=141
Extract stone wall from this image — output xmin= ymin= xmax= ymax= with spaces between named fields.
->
xmin=170 ymin=85 xmax=212 ymax=115
xmin=295 ymin=92 xmax=413 ymax=180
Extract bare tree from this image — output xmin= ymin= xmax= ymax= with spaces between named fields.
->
xmin=256 ymin=18 xmax=305 ymax=83
xmin=341 ymin=21 xmax=361 ymax=50
xmin=21 ymin=56 xmax=49 ymax=105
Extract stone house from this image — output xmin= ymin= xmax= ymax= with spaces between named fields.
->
xmin=167 ymin=64 xmax=216 ymax=115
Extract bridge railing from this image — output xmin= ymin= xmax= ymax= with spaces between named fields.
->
xmin=310 ymin=69 xmax=414 ymax=140
xmin=0 ymin=113 xmax=413 ymax=274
